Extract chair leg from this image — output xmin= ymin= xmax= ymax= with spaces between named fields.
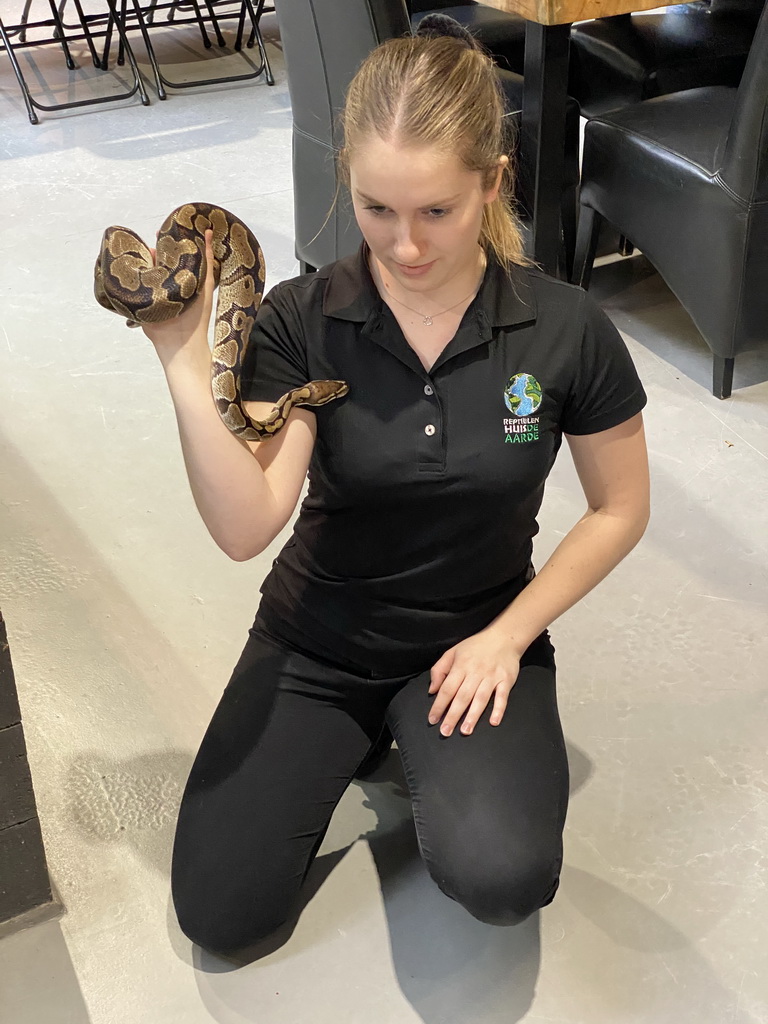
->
xmin=72 ymin=0 xmax=102 ymax=68
xmin=187 ymin=0 xmax=213 ymax=50
xmin=560 ymin=183 xmax=578 ymax=283
xmin=130 ymin=0 xmax=167 ymax=99
xmin=235 ymin=2 xmax=246 ymax=50
xmin=0 ymin=17 xmax=40 ymax=123
xmin=117 ymin=0 xmax=126 ymax=65
xmin=95 ymin=0 xmax=150 ymax=104
xmin=713 ymin=356 xmax=735 ymax=400
xmin=66 ymin=0 xmax=100 ymax=68
xmin=201 ymin=0 xmax=227 ymax=47
xmin=572 ymin=204 xmax=602 ymax=288
xmin=100 ymin=2 xmax=115 ymax=70
xmin=618 ymin=235 xmax=635 ymax=257
xmin=107 ymin=0 xmax=151 ymax=106
xmin=48 ymin=0 xmax=77 ymax=69
xmin=244 ymin=0 xmax=274 ymax=85
xmin=19 ymin=0 xmax=33 ymax=43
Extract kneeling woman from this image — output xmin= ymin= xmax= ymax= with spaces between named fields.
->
xmin=142 ymin=18 xmax=649 ymax=960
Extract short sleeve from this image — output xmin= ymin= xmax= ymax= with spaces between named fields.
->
xmin=239 ymin=283 xmax=311 ymax=403
xmin=561 ymin=292 xmax=647 ymax=435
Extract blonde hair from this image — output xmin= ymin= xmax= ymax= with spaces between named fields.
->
xmin=338 ymin=34 xmax=529 ymax=270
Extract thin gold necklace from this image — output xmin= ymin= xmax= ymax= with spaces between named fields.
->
xmin=380 ymin=252 xmax=487 ymax=327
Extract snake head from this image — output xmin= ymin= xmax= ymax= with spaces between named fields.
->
xmin=303 ymin=380 xmax=350 ymax=405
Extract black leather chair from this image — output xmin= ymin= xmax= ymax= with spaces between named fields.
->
xmin=409 ymin=0 xmax=525 ymax=73
xmin=273 ymin=0 xmax=403 ymax=272
xmin=573 ymin=0 xmax=768 ymax=399
xmin=569 ymin=0 xmax=764 ymax=117
xmin=275 ymin=0 xmax=580 ymax=273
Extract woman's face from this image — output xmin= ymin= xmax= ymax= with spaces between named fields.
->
xmin=349 ymin=137 xmax=504 ymax=293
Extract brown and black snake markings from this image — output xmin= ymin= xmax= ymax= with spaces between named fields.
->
xmin=94 ymin=202 xmax=349 ymax=441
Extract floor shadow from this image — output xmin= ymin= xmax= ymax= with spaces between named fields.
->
xmin=590 ymin=255 xmax=768 ymax=394
xmin=188 ymin=736 xmax=594 ymax=1022
xmin=562 ymin=866 xmax=763 ymax=1024
xmin=359 ymin=767 xmax=542 ymax=1024
xmin=631 ymin=445 xmax=768 ymax=610
xmin=0 ymin=917 xmax=92 ymax=1024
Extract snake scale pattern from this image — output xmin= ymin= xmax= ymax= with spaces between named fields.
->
xmin=94 ymin=202 xmax=349 ymax=441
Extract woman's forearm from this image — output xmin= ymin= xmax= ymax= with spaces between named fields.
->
xmin=158 ymin=332 xmax=281 ymax=560
xmin=486 ymin=505 xmax=650 ymax=654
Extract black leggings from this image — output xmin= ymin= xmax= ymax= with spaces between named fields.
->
xmin=171 ymin=620 xmax=570 ymax=958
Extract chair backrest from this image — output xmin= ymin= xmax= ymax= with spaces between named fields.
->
xmin=276 ymin=0 xmax=410 ymax=151
xmin=275 ymin=0 xmax=411 ymax=267
xmin=720 ymin=0 xmax=768 ymax=200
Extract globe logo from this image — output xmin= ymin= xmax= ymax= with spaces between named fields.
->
xmin=504 ymin=373 xmax=543 ymax=416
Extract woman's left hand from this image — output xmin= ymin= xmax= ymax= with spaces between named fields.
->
xmin=428 ymin=627 xmax=523 ymax=736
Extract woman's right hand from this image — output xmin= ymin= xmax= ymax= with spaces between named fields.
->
xmin=140 ymin=229 xmax=217 ymax=364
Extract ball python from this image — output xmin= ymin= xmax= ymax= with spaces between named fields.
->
xmin=94 ymin=202 xmax=349 ymax=441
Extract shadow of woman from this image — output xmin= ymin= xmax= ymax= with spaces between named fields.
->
xmin=350 ymin=739 xmax=593 ymax=1023
xmin=188 ymin=737 xmax=595 ymax=1022
xmin=359 ymin=774 xmax=542 ymax=1024
xmin=189 ymin=758 xmax=544 ymax=1024
xmin=561 ymin=866 xmax=762 ymax=1024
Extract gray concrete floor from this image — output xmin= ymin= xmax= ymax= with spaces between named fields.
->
xmin=1 ymin=11 xmax=767 ymax=1024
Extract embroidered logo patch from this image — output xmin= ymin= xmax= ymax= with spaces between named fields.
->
xmin=503 ymin=373 xmax=542 ymax=443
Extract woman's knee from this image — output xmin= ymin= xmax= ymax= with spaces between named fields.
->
xmin=172 ymin=866 xmax=292 ymax=956
xmin=175 ymin=900 xmax=290 ymax=958
xmin=431 ymin=852 xmax=562 ymax=926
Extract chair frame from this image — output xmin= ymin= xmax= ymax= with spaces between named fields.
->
xmin=0 ymin=0 xmax=149 ymax=124
xmin=1 ymin=0 xmax=276 ymax=123
xmin=102 ymin=0 xmax=274 ymax=100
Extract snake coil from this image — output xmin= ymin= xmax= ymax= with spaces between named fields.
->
xmin=94 ymin=202 xmax=348 ymax=441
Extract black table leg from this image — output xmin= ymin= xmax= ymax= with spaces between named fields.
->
xmin=519 ymin=22 xmax=571 ymax=278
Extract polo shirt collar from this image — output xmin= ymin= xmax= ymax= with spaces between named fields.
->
xmin=322 ymin=242 xmax=537 ymax=330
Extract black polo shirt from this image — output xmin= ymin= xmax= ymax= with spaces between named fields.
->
xmin=241 ymin=245 xmax=646 ymax=677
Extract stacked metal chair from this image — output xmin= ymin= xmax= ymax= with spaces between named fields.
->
xmin=104 ymin=0 xmax=274 ymax=100
xmin=0 ymin=0 xmax=148 ymax=124
xmin=0 ymin=0 xmax=274 ymax=123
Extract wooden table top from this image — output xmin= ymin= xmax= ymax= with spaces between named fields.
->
xmin=482 ymin=0 xmax=663 ymax=26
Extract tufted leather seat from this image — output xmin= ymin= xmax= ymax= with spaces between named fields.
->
xmin=569 ymin=0 xmax=764 ymax=117
xmin=573 ymin=0 xmax=768 ymax=399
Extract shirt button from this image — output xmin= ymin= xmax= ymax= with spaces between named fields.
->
xmin=424 ymin=384 xmax=434 ymax=396
xmin=424 ymin=424 xmax=436 ymax=436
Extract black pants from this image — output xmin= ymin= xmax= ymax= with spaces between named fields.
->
xmin=171 ymin=620 xmax=570 ymax=957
